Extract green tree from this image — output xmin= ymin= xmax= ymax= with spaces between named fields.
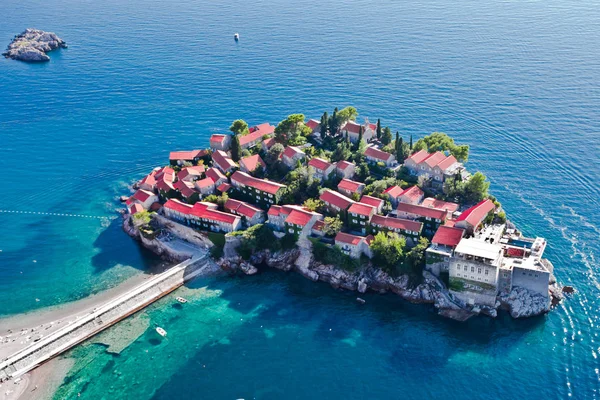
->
xmin=370 ymin=232 xmax=406 ymax=271
xmin=462 ymin=172 xmax=490 ymax=203
xmin=376 ymin=118 xmax=382 ymax=140
xmin=381 ymin=126 xmax=393 ymax=146
xmin=320 ymin=112 xmax=329 ymax=136
xmin=404 ymin=237 xmax=429 ymax=274
xmin=231 ymin=134 xmax=242 ymax=162
xmin=229 ymin=119 xmax=249 ymax=136
xmin=409 ymin=134 xmax=413 ymax=150
xmin=303 ymin=198 xmax=324 ymax=212
xmin=336 ymin=106 xmax=358 ymax=125
xmin=323 ymin=215 xmax=343 ymax=237
xmin=413 ymin=132 xmax=469 ymax=162
xmin=275 ymin=114 xmax=308 ymax=146
xmin=331 ymin=141 xmax=352 ymax=163
xmin=354 ymin=126 xmax=364 ymax=151
xmin=265 ymin=143 xmax=285 ymax=165
xmin=329 ymin=107 xmax=339 ymax=135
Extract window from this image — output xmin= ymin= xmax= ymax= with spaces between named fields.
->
xmin=464 ymin=266 xmax=467 ymax=271
xmin=471 ymin=267 xmax=475 ymax=273
xmin=478 ymin=268 xmax=482 ymax=274
xmin=485 ymin=269 xmax=489 ymax=275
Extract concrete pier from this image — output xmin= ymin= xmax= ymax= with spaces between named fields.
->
xmin=0 ymin=255 xmax=211 ymax=381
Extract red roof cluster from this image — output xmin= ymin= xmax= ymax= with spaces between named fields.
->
xmin=384 ymin=185 xmax=404 ymax=198
xmin=431 ymin=226 xmax=465 ymax=247
xmin=348 ymin=202 xmax=376 ymax=217
xmin=174 ymin=180 xmax=196 ymax=198
xmin=132 ymin=189 xmax=155 ymax=203
xmin=371 ymin=215 xmax=423 ymax=233
xmin=337 ymin=179 xmax=363 ymax=193
xmin=455 ymin=199 xmax=495 ymax=226
xmin=282 ymin=146 xmax=305 ymax=159
xmin=285 ymin=209 xmax=314 ymax=226
xmin=320 ymin=189 xmax=354 ymax=210
xmin=164 ymin=199 xmax=239 ymax=225
xmin=308 ymin=157 xmax=333 ymax=171
xmin=206 ymin=167 xmax=226 ymax=184
xmin=336 ymin=160 xmax=354 ymax=171
xmin=195 ymin=177 xmax=216 ymax=189
xmin=364 ymin=147 xmax=393 ymax=162
xmin=230 ymin=171 xmax=286 ymax=195
xmin=239 ymin=154 xmax=266 ymax=172
xmin=212 ymin=150 xmax=237 ymax=171
xmin=239 ymin=123 xmax=275 ymax=147
xmin=177 ymin=166 xmax=205 ymax=181
xmin=407 ymin=150 xmax=458 ymax=172
xmin=359 ymin=195 xmax=384 ymax=209
xmin=421 ymin=197 xmax=459 ymax=213
xmin=396 ymin=202 xmax=448 ymax=220
xmin=169 ymin=149 xmax=207 ymax=161
xmin=398 ymin=186 xmax=424 ymax=202
xmin=335 ymin=231 xmax=365 ymax=246
xmin=225 ymin=199 xmax=262 ymax=219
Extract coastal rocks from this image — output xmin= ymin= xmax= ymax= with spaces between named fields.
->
xmin=500 ymin=286 xmax=551 ymax=318
xmin=239 ymin=261 xmax=258 ymax=275
xmin=3 ymin=29 xmax=67 ymax=62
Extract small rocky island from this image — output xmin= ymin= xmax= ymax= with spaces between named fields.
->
xmin=3 ymin=28 xmax=67 ymax=62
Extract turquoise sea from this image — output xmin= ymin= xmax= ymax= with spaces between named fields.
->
xmin=1 ymin=0 xmax=599 ymax=398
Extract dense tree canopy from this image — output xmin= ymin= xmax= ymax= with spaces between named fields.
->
xmin=444 ymin=171 xmax=490 ymax=204
xmin=275 ymin=114 xmax=311 ymax=146
xmin=323 ymin=215 xmax=343 ymax=237
xmin=229 ymin=119 xmax=249 ymax=136
xmin=231 ymin=135 xmax=242 ymax=162
xmin=336 ymin=106 xmax=358 ymax=125
xmin=413 ymin=132 xmax=469 ymax=162
xmin=370 ymin=232 xmax=406 ymax=271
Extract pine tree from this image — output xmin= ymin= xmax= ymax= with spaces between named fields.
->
xmin=345 ymin=131 xmax=350 ymax=145
xmin=409 ymin=134 xmax=413 ymax=151
xmin=320 ymin=112 xmax=329 ymax=136
xmin=231 ymin=135 xmax=242 ymax=162
xmin=376 ymin=118 xmax=381 ymax=140
xmin=382 ymin=126 xmax=392 ymax=146
xmin=355 ymin=126 xmax=364 ymax=151
xmin=396 ymin=134 xmax=404 ymax=161
xmin=329 ymin=108 xmax=339 ymax=135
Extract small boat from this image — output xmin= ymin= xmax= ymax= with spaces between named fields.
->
xmin=176 ymin=297 xmax=188 ymax=304
xmin=155 ymin=327 xmax=167 ymax=337
xmin=234 ymin=33 xmax=240 ymax=41
xmin=356 ymin=297 xmax=366 ymax=304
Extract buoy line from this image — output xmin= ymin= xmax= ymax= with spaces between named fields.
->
xmin=0 ymin=210 xmax=110 ymax=220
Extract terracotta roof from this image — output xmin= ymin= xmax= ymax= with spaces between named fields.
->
xmin=268 ymin=205 xmax=282 ymax=216
xmin=436 ymin=155 xmax=458 ymax=171
xmin=338 ymin=179 xmax=363 ymax=193
xmin=384 ymin=185 xmax=404 ymax=198
xmin=421 ymin=198 xmax=459 ymax=213
xmin=262 ymin=137 xmax=276 ymax=150
xmin=398 ymin=186 xmax=424 ymax=202
xmin=359 ymin=195 xmax=384 ymax=209
xmin=306 ymin=119 xmax=320 ymax=130
xmin=348 ymin=202 xmax=376 ymax=216
xmin=320 ymin=189 xmax=354 ymax=210
xmin=210 ymin=134 xmax=228 ymax=144
xmin=342 ymin=121 xmax=361 ymax=134
xmin=371 ymin=215 xmax=423 ymax=232
xmin=139 ymin=173 xmax=156 ymax=186
xmin=312 ymin=219 xmax=325 ymax=231
xmin=282 ymin=146 xmax=305 ymax=159
xmin=165 ymin=199 xmax=239 ymax=225
xmin=335 ymin=232 xmax=364 ymax=246
xmin=132 ymin=189 xmax=155 ymax=202
xmin=225 ymin=199 xmax=262 ymax=218
xmin=174 ymin=180 xmax=196 ymax=198
xmin=407 ymin=149 xmax=430 ymax=164
xmin=431 ymin=226 xmax=465 ymax=247
xmin=217 ymin=182 xmax=231 ymax=192
xmin=195 ymin=177 xmax=216 ymax=189
xmin=156 ymin=179 xmax=175 ymax=192
xmin=285 ymin=209 xmax=313 ymax=226
xmin=308 ymin=157 xmax=333 ymax=171
xmin=239 ymin=154 xmax=266 ymax=172
xmin=212 ymin=150 xmax=237 ymax=171
xmin=396 ymin=202 xmax=448 ymax=220
xmin=129 ymin=203 xmax=144 ymax=214
xmin=240 ymin=123 xmax=275 ymax=146
xmin=169 ymin=150 xmax=207 ymax=161
xmin=455 ymin=199 xmax=495 ymax=226
xmin=155 ymin=167 xmax=175 ymax=182
xmin=206 ymin=167 xmax=226 ymax=183
xmin=177 ymin=166 xmax=204 ymax=181
xmin=336 ymin=160 xmax=355 ymax=171
xmin=230 ymin=171 xmax=286 ymax=195
xmin=422 ymin=151 xmax=447 ymax=168
xmin=364 ymin=147 xmax=393 ymax=162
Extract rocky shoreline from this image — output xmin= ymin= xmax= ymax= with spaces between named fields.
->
xmin=3 ymin=28 xmax=67 ymax=62
xmin=123 ymin=213 xmax=566 ymax=321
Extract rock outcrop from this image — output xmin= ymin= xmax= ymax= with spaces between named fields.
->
xmin=500 ymin=286 xmax=551 ymax=318
xmin=3 ymin=28 xmax=67 ymax=62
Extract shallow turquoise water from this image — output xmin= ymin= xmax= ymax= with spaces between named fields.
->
xmin=1 ymin=0 xmax=599 ymax=398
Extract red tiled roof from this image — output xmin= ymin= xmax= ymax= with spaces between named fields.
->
xmin=312 ymin=219 xmax=325 ymax=231
xmin=240 ymin=123 xmax=275 ymax=146
xmin=267 ymin=205 xmax=282 ymax=216
xmin=156 ymin=179 xmax=175 ymax=192
xmin=262 ymin=137 xmax=276 ymax=150
xmin=384 ymin=185 xmax=404 ymax=198
xmin=308 ymin=157 xmax=333 ymax=171
xmin=195 ymin=177 xmax=215 ymax=189
xmin=359 ymin=195 xmax=384 ymax=209
xmin=455 ymin=199 xmax=495 ymax=226
xmin=335 ymin=232 xmax=364 ymax=246
xmin=399 ymin=186 xmax=424 ymax=202
xmin=282 ymin=146 xmax=304 ymax=159
xmin=139 ymin=173 xmax=156 ymax=186
xmin=364 ymin=147 xmax=393 ymax=162
xmin=396 ymin=202 xmax=448 ymax=220
xmin=155 ymin=167 xmax=175 ymax=182
xmin=371 ymin=215 xmax=423 ymax=232
xmin=422 ymin=151 xmax=447 ymax=168
xmin=338 ymin=179 xmax=363 ymax=193
xmin=217 ymin=182 xmax=231 ymax=192
xmin=225 ymin=199 xmax=262 ymax=218
xmin=320 ymin=189 xmax=354 ymax=210
xmin=129 ymin=203 xmax=144 ymax=214
xmin=239 ymin=154 xmax=266 ymax=172
xmin=431 ymin=226 xmax=465 ymax=247
xmin=348 ymin=202 xmax=376 ymax=216
xmin=421 ymin=198 xmax=459 ymax=213
xmin=230 ymin=171 xmax=286 ymax=195
xmin=132 ymin=189 xmax=155 ymax=202
xmin=206 ymin=167 xmax=226 ymax=183
xmin=165 ymin=200 xmax=239 ymax=225
xmin=436 ymin=155 xmax=458 ymax=171
xmin=169 ymin=150 xmax=207 ymax=161
xmin=177 ymin=166 xmax=204 ymax=181
xmin=212 ymin=150 xmax=237 ymax=171
xmin=210 ymin=134 xmax=228 ymax=144
xmin=342 ymin=121 xmax=361 ymax=134
xmin=285 ymin=209 xmax=313 ymax=226
xmin=174 ymin=180 xmax=196 ymax=198
xmin=407 ymin=149 xmax=430 ymax=164
xmin=336 ymin=160 xmax=355 ymax=171
xmin=306 ymin=119 xmax=320 ymax=130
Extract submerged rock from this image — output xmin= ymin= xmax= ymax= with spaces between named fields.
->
xmin=3 ymin=28 xmax=67 ymax=62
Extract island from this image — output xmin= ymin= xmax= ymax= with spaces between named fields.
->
xmin=3 ymin=28 xmax=67 ymax=62
xmin=122 ymin=107 xmax=567 ymax=321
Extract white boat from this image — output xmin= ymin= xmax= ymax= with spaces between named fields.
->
xmin=156 ymin=327 xmax=167 ymax=337
xmin=176 ymin=297 xmax=188 ymax=304
xmin=234 ymin=33 xmax=240 ymax=41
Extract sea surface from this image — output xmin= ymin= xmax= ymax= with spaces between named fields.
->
xmin=1 ymin=0 xmax=599 ymax=398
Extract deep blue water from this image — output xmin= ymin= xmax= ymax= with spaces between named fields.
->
xmin=1 ymin=0 xmax=599 ymax=398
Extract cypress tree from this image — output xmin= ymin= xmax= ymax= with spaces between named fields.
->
xmin=345 ymin=131 xmax=350 ymax=145
xmin=355 ymin=126 xmax=364 ymax=151
xmin=382 ymin=126 xmax=392 ymax=146
xmin=376 ymin=118 xmax=381 ymax=140
xmin=231 ymin=134 xmax=242 ymax=162
xmin=330 ymin=107 xmax=339 ymax=135
xmin=409 ymin=134 xmax=413 ymax=150
xmin=320 ymin=111 xmax=329 ymax=136
xmin=397 ymin=135 xmax=404 ymax=161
